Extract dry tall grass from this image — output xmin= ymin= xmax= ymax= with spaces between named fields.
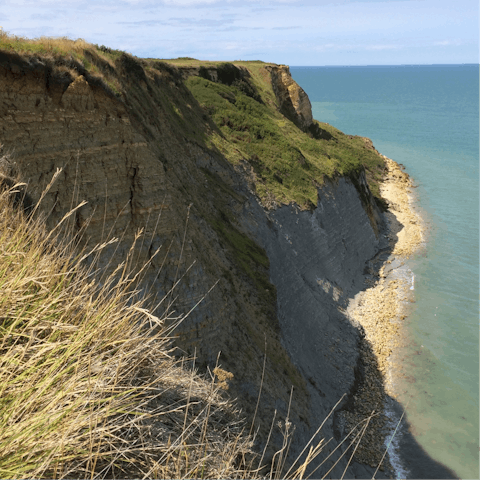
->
xmin=0 ymin=160 xmax=256 ymax=478
xmin=0 ymin=29 xmax=91 ymax=55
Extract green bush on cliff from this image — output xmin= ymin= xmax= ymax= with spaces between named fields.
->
xmin=185 ymin=75 xmax=385 ymax=209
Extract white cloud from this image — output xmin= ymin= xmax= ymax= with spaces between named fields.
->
xmin=366 ymin=44 xmax=403 ymax=50
xmin=161 ymin=0 xmax=218 ymax=4
xmin=313 ymin=42 xmax=404 ymax=52
xmin=313 ymin=43 xmax=337 ymax=51
xmin=433 ymin=39 xmax=462 ymax=46
xmin=0 ymin=0 xmax=385 ymax=6
xmin=224 ymin=42 xmax=241 ymax=50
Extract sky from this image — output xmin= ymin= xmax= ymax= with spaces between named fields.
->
xmin=1 ymin=0 xmax=478 ymax=66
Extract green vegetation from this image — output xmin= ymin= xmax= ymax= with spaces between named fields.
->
xmin=211 ymin=209 xmax=272 ymax=299
xmin=95 ymin=44 xmax=124 ymax=60
xmin=151 ymin=58 xmax=271 ymax=67
xmin=185 ymin=73 xmax=385 ymax=209
xmin=199 ymin=169 xmax=275 ymax=313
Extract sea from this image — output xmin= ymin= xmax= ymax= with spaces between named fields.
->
xmin=290 ymin=64 xmax=479 ymax=479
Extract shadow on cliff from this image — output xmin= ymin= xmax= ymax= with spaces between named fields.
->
xmin=332 ymin=212 xmax=458 ymax=479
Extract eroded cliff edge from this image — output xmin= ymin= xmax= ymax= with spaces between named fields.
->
xmin=0 ymin=49 xmax=392 ymax=478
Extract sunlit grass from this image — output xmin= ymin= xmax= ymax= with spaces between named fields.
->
xmin=0 ymin=30 xmax=91 ymax=55
xmin=185 ymin=75 xmax=385 ymax=209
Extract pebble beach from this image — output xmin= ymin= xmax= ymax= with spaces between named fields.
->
xmin=341 ymin=156 xmax=424 ymax=473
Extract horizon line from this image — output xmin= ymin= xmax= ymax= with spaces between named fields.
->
xmin=288 ymin=63 xmax=479 ymax=68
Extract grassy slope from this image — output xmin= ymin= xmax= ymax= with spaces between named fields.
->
xmin=179 ymin=62 xmax=385 ymax=209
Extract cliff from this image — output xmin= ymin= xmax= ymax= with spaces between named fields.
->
xmin=0 ymin=43 xmax=392 ymax=478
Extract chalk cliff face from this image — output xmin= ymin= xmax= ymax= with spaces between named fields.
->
xmin=0 ymin=52 xmax=388 ymax=478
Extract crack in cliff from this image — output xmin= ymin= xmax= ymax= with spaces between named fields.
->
xmin=129 ymin=165 xmax=138 ymax=224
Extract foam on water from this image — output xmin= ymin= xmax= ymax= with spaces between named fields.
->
xmin=384 ymin=397 xmax=410 ymax=479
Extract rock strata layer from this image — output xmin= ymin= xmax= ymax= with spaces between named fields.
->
xmin=266 ymin=64 xmax=313 ymax=131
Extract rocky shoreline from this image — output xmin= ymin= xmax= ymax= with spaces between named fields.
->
xmin=342 ymin=156 xmax=424 ymax=476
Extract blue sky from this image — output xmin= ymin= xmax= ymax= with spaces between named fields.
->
xmin=2 ymin=0 xmax=478 ymax=65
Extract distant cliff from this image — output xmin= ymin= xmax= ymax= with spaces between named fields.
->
xmin=0 ymin=46 xmax=392 ymax=478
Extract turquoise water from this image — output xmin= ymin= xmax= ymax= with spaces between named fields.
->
xmin=290 ymin=65 xmax=479 ymax=479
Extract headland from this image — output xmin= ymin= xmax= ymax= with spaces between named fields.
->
xmin=0 ymin=34 xmax=458 ymax=478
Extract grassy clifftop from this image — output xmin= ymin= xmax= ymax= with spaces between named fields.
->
xmin=176 ymin=60 xmax=386 ymax=209
xmin=0 ymin=32 xmax=386 ymax=211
